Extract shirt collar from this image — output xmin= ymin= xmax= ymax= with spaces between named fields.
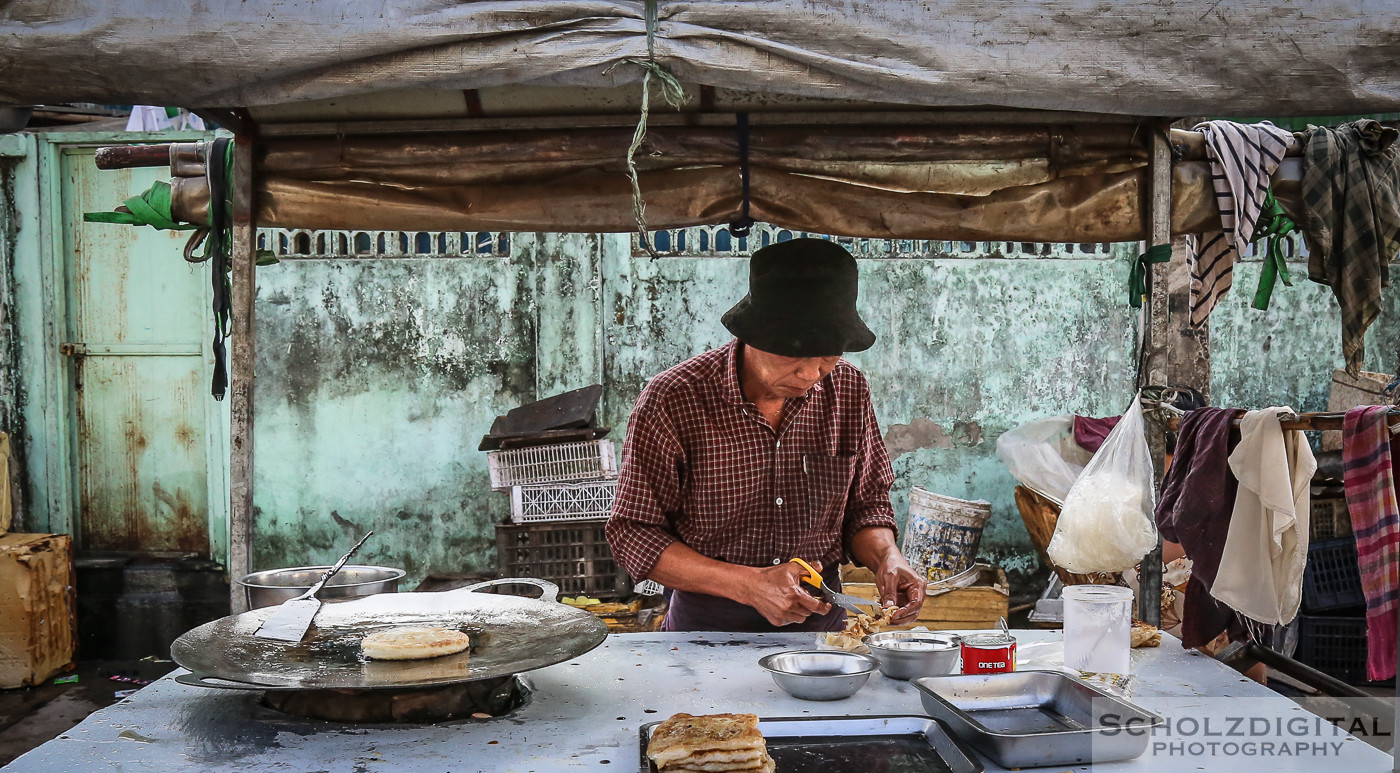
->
xmin=720 ymin=339 xmax=826 ymax=406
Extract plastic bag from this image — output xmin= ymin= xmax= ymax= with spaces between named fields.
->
xmin=1046 ymin=394 xmax=1159 ymax=573
xmin=995 ymin=415 xmax=1094 ymax=504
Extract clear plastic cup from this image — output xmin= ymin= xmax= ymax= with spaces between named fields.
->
xmin=1061 ymin=584 xmax=1134 ymax=674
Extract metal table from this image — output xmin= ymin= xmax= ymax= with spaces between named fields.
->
xmin=5 ymin=630 xmax=1392 ymax=772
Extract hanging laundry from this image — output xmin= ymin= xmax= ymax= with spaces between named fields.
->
xmin=1186 ymin=120 xmax=1295 ymax=325
xmin=1296 ymin=120 xmax=1400 ymax=377
xmin=125 ymin=105 xmax=206 ymax=132
xmin=1210 ymin=408 xmax=1315 ymax=626
xmin=1155 ymin=408 xmax=1249 ymax=648
xmin=1342 ymin=406 xmax=1400 ymax=681
xmin=1071 ymin=414 xmax=1121 ymax=454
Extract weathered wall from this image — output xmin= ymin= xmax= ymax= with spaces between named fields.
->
xmin=251 ymin=232 xmax=1138 ymax=600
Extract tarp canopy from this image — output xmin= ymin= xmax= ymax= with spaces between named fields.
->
xmin=4 ymin=0 xmax=1400 ymax=117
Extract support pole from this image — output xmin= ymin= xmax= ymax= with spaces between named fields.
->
xmin=228 ymin=136 xmax=257 ymax=614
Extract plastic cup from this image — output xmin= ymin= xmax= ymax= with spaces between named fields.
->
xmin=1061 ymin=584 xmax=1134 ymax=674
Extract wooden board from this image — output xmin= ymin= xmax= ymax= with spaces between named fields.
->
xmin=840 ymin=564 xmax=1008 ymax=631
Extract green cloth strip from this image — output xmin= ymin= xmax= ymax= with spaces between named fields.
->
xmin=83 ymin=180 xmax=196 ymax=231
xmin=1128 ymin=243 xmax=1172 ymax=308
xmin=1251 ymin=189 xmax=1296 ymax=310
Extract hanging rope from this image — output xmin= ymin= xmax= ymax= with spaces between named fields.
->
xmin=613 ymin=0 xmax=687 ymax=259
xmin=728 ymin=112 xmax=756 ymax=238
xmin=207 ymin=138 xmax=233 ymax=401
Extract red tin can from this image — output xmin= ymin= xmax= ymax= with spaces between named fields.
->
xmin=960 ymin=632 xmax=1017 ymax=674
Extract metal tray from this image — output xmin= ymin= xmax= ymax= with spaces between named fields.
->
xmin=639 ymin=715 xmax=984 ymax=773
xmin=913 ymin=671 xmax=1163 ymax=768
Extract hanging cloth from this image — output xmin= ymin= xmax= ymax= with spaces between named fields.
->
xmin=1296 ymin=120 xmax=1400 ymax=377
xmin=1210 ymin=407 xmax=1315 ymax=625
xmin=1342 ymin=406 xmax=1400 ymax=681
xmin=1184 ymin=120 xmax=1295 ymax=325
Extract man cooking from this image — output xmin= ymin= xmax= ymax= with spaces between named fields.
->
xmin=606 ymin=238 xmax=925 ymax=632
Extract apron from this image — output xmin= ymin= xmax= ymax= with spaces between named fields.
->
xmin=661 ymin=563 xmax=848 ymax=632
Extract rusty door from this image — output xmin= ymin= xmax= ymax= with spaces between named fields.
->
xmin=58 ymin=146 xmax=216 ymax=554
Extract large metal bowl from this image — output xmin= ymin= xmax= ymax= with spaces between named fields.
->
xmin=237 ymin=565 xmax=406 ymax=609
xmin=758 ymin=650 xmax=877 ymax=701
xmin=865 ymin=631 xmax=962 ymax=680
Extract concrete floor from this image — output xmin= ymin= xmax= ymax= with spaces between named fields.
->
xmin=0 ymin=659 xmax=177 ymax=766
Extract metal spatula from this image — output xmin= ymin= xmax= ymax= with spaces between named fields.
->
xmin=254 ymin=531 xmax=374 ymax=642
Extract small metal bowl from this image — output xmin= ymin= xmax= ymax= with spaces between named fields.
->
xmin=865 ymin=631 xmax=962 ymax=680
xmin=758 ymin=649 xmax=877 ymax=701
xmin=237 ymin=565 xmax=406 ymax=609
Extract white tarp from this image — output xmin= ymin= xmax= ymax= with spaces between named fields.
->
xmin=2 ymin=1 xmax=1399 ymax=116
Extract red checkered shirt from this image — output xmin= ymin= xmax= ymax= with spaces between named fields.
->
xmin=606 ymin=339 xmax=898 ymax=581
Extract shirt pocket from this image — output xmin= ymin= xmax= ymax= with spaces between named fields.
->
xmin=803 ymin=453 xmax=857 ymax=532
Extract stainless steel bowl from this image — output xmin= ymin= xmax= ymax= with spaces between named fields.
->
xmin=758 ymin=649 xmax=877 ymax=701
xmin=237 ymin=565 xmax=406 ymax=609
xmin=865 ymin=631 xmax=962 ymax=680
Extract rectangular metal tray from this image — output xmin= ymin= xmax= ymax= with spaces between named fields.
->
xmin=913 ymin=670 xmax=1163 ymax=768
xmin=639 ymin=714 xmax=984 ymax=773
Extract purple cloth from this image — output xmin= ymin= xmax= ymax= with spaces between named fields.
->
xmin=1155 ymin=407 xmax=1248 ymax=649
xmin=1073 ymin=414 xmax=1122 ymax=454
xmin=661 ymin=563 xmax=848 ymax=632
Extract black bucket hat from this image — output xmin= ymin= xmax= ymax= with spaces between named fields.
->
xmin=721 ymin=238 xmax=876 ymax=357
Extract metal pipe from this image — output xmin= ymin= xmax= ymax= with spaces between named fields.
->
xmin=93 ymin=143 xmax=173 ymax=170
xmin=1138 ymin=127 xmax=1172 ymax=628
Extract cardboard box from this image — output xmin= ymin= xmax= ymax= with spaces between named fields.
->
xmin=0 ymin=534 xmax=75 ymax=689
xmin=839 ymin=563 xmax=1009 ymax=631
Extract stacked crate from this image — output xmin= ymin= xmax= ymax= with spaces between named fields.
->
xmin=1294 ymin=487 xmax=1376 ymax=683
xmin=489 ymin=440 xmax=631 ymax=598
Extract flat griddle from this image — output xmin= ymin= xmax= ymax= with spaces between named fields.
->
xmin=171 ymin=579 xmax=608 ymax=691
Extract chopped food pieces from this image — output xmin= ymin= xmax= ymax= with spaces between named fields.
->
xmin=561 ymin=596 xmax=603 ymax=607
xmin=361 ymin=627 xmax=470 ymax=661
xmin=647 ymin=713 xmax=772 ymax=772
xmin=821 ymin=605 xmax=897 ymax=651
xmin=1130 ymin=620 xmax=1161 ymax=648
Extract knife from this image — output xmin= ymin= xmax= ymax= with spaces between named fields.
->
xmin=788 ymin=557 xmax=883 ymax=616
xmin=254 ymin=531 xmax=374 ymax=642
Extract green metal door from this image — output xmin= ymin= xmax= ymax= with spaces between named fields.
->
xmin=57 ymin=146 xmax=221 ymax=555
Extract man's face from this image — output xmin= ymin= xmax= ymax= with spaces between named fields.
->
xmin=744 ymin=346 xmax=841 ymax=399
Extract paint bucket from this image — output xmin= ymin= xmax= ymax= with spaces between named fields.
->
xmin=902 ymin=487 xmax=992 ymax=582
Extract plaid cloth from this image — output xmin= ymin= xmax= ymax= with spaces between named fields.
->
xmin=1342 ymin=406 xmax=1399 ymax=681
xmin=1297 ymin=120 xmax=1400 ymax=377
xmin=605 ymin=339 xmax=897 ymax=582
xmin=1186 ymin=120 xmax=1294 ymax=325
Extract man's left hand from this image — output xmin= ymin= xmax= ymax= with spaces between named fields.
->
xmin=872 ymin=553 xmax=925 ymax=625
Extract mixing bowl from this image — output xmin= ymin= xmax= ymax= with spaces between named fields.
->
xmin=865 ymin=631 xmax=962 ymax=680
xmin=758 ymin=649 xmax=877 ymax=700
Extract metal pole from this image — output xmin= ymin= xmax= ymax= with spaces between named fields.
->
xmin=228 ymin=135 xmax=256 ymax=614
xmin=1137 ymin=126 xmax=1172 ymax=628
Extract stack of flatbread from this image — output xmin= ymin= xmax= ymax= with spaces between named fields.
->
xmin=646 ymin=713 xmax=772 ymax=773
xmin=822 ymin=605 xmax=897 ymax=651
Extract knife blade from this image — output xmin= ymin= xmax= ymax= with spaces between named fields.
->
xmin=254 ymin=531 xmax=374 ymax=642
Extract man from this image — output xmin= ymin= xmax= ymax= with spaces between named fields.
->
xmin=606 ymin=238 xmax=925 ymax=632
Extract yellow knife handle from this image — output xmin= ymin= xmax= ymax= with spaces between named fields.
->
xmin=788 ymin=558 xmax=822 ymax=589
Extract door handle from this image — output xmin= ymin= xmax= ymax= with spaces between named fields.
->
xmin=59 ymin=342 xmax=87 ymax=358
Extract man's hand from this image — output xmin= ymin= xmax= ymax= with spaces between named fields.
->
xmin=739 ymin=561 xmax=832 ymax=627
xmin=849 ymin=526 xmax=926 ymax=625
xmin=871 ymin=553 xmax=925 ymax=625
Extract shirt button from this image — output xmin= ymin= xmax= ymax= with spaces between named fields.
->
xmin=775 ymin=440 xmax=782 ymax=448
xmin=775 ymin=497 xmax=784 ymax=506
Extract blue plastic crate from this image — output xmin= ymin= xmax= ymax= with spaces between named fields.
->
xmin=1301 ymin=537 xmax=1365 ymax=613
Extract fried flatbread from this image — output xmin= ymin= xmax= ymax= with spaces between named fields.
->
xmin=668 ymin=752 xmax=775 ymax=773
xmin=822 ymin=604 xmax=897 ymax=650
xmin=676 ymin=749 xmax=763 ymax=765
xmin=1130 ymin=620 xmax=1161 ymax=648
xmin=360 ymin=627 xmax=470 ymax=661
xmin=647 ymin=713 xmax=765 ymax=767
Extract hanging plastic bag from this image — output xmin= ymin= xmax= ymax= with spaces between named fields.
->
xmin=1046 ymin=393 xmax=1159 ymax=573
xmin=995 ymin=415 xmax=1094 ymax=504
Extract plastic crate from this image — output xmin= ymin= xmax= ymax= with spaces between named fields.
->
xmin=1309 ymin=495 xmax=1353 ymax=541
xmin=486 ymin=440 xmax=617 ymax=491
xmin=1296 ymin=614 xmax=1370 ymax=684
xmin=494 ymin=519 xmax=632 ymax=599
xmin=1301 ymin=536 xmax=1365 ymax=613
xmin=510 ymin=480 xmax=617 ymax=523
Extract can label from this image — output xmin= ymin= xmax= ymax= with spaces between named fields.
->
xmin=960 ymin=633 xmax=1017 ymax=674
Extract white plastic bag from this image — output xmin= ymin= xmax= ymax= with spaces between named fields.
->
xmin=1046 ymin=394 xmax=1159 ymax=573
xmin=995 ymin=415 xmax=1094 ymax=504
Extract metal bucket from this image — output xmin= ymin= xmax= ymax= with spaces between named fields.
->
xmin=237 ymin=565 xmax=406 ymax=609
xmin=903 ymin=488 xmax=992 ymax=582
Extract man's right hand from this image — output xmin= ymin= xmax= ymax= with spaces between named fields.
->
xmin=740 ymin=561 xmax=831 ymax=627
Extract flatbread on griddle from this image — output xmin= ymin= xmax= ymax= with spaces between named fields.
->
xmin=674 ymin=749 xmax=764 ymax=766
xmin=647 ymin=713 xmax=765 ymax=768
xmin=668 ymin=752 xmax=774 ymax=773
xmin=360 ymin=627 xmax=470 ymax=661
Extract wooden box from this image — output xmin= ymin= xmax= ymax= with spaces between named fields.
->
xmin=839 ymin=563 xmax=1009 ymax=631
xmin=0 ymin=534 xmax=76 ymax=689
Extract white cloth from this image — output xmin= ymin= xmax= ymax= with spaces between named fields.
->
xmin=1210 ymin=407 xmax=1316 ymax=625
xmin=125 ymin=105 xmax=206 ymax=132
xmin=1185 ymin=121 xmax=1295 ymax=325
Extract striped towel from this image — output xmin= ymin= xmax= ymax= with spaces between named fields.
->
xmin=1342 ymin=405 xmax=1400 ymax=681
xmin=1186 ymin=121 xmax=1295 ymax=326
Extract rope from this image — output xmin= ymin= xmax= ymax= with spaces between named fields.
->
xmin=729 ymin=112 xmax=756 ymax=238
xmin=616 ymin=0 xmax=687 ymax=259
